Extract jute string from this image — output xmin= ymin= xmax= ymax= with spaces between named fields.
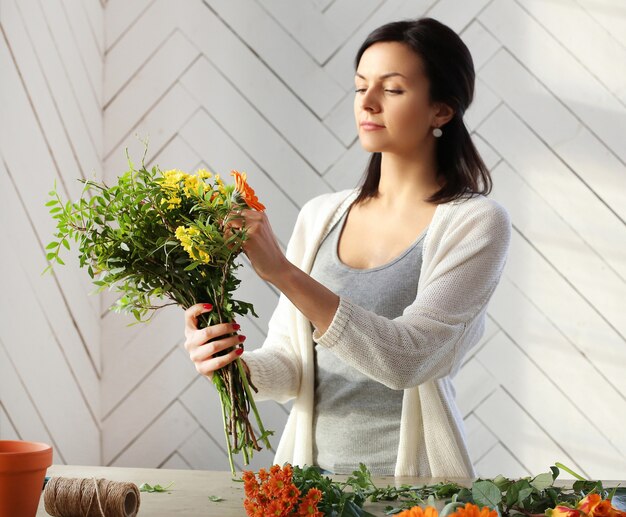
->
xmin=43 ymin=476 xmax=140 ymax=517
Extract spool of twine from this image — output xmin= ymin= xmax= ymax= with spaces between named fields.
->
xmin=43 ymin=476 xmax=141 ymax=517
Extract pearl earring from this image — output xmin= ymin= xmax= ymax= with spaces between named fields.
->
xmin=433 ymin=127 xmax=442 ymax=138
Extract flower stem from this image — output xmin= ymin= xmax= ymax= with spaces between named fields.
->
xmin=214 ymin=374 xmax=236 ymax=477
xmin=236 ymin=357 xmax=273 ymax=451
xmin=555 ymin=462 xmax=586 ymax=481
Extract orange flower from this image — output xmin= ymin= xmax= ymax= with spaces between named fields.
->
xmin=296 ymin=487 xmax=323 ymax=516
xmin=577 ymin=494 xmax=624 ymax=517
xmin=231 ymin=170 xmax=266 ymax=211
xmin=397 ymin=506 xmax=439 ymax=517
xmin=450 ymin=502 xmax=499 ymax=517
xmin=549 ymin=506 xmax=583 ymax=517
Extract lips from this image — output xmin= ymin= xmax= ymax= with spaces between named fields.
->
xmin=360 ymin=121 xmax=385 ymax=129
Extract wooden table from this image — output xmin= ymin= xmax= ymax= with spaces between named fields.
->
xmin=36 ymin=464 xmax=472 ymax=516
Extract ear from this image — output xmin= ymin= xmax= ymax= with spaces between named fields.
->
xmin=432 ymin=102 xmax=455 ymax=127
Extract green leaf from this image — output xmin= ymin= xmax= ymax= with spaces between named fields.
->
xmin=46 ymin=241 xmax=59 ymax=250
xmin=45 ymin=199 xmax=58 ymax=206
xmin=472 ymin=480 xmax=502 ymax=509
xmin=139 ymin=481 xmax=173 ymax=493
xmin=531 ymin=472 xmax=554 ymax=491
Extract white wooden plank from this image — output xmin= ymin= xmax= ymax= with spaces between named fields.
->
xmin=111 ymin=401 xmax=198 ymax=468
xmin=462 ymin=314 xmax=499 ymax=364
xmin=179 ymin=58 xmax=332 ymax=205
xmin=455 ymin=358 xmax=498 ymax=418
xmin=104 ymin=30 xmax=200 ymax=156
xmin=178 ymin=427 xmax=242 ymax=472
xmin=0 ymin=35 xmax=101 ymax=366
xmin=178 ymin=109 xmax=301 ymax=246
xmin=104 ymin=0 xmax=153 ymax=52
xmin=474 ymin=389 xmax=584 ymax=477
xmin=487 ymin=276 xmax=626 ymax=458
xmin=149 ymin=134 xmax=202 ymax=175
xmin=521 ymin=0 xmax=626 ymax=104
xmin=1 ymin=0 xmax=84 ymax=199
xmin=578 ymin=0 xmax=626 ymax=49
xmin=479 ymin=0 xmax=626 ymax=163
xmin=477 ymin=104 xmax=626 ymax=282
xmin=0 ymin=341 xmax=54 ymax=448
xmin=0 ymin=159 xmax=100 ymax=411
xmin=477 ymin=333 xmax=626 ymax=477
xmin=0 ymin=404 xmax=21 ymax=441
xmin=464 ymin=78 xmax=501 ymax=132
xmin=102 ymin=306 xmax=185 ymax=417
xmin=206 ymin=0 xmax=345 ymax=117
xmin=106 ymin=0 xmax=345 ymax=174
xmin=256 ymin=0 xmax=382 ymax=65
xmin=460 ymin=20 xmax=501 ymax=71
xmin=323 ymin=139 xmax=369 ymax=191
xmin=81 ymin=0 xmax=104 ymax=56
xmin=491 ymin=159 xmax=625 ymax=337
xmin=102 ymin=347 xmax=197 ymax=464
xmin=9 ymin=0 xmax=101 ymax=184
xmin=160 ymin=452 xmax=191 ymax=470
xmin=323 ymin=90 xmax=358 ymax=147
xmin=479 ymin=48 xmax=626 ymax=221
xmin=104 ymin=83 xmax=198 ymax=185
xmin=474 ymin=442 xmax=530 ymax=479
xmin=463 ymin=414 xmax=498 ymax=463
xmin=61 ymin=0 xmax=104 ymax=106
xmin=0 ymin=247 xmax=100 ymax=464
xmin=324 ymin=0 xmax=436 ymax=86
xmin=426 ymin=0 xmax=493 ymax=33
xmin=38 ymin=0 xmax=103 ymax=159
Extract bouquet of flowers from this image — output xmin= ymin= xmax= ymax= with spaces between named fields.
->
xmin=44 ymin=148 xmax=273 ymax=475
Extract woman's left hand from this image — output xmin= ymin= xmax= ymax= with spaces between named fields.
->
xmin=224 ymin=207 xmax=289 ymax=284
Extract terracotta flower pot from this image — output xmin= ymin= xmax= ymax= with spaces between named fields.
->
xmin=0 ymin=440 xmax=53 ymax=517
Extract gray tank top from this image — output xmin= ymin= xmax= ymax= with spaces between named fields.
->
xmin=309 ymin=206 xmax=428 ymax=475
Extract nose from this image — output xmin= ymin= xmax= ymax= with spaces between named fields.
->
xmin=358 ymin=87 xmax=381 ymax=113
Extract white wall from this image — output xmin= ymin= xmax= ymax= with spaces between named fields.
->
xmin=1 ymin=0 xmax=625 ymax=479
xmin=0 ymin=0 xmax=104 ymax=464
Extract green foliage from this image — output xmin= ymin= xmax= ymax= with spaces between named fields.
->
xmin=139 ymin=482 xmax=174 ymax=493
xmin=288 ymin=463 xmax=624 ymax=517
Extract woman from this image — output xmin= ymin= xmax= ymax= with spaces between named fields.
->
xmin=183 ymin=17 xmax=511 ymax=477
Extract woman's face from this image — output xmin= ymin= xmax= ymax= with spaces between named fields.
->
xmin=354 ymin=41 xmax=444 ymax=155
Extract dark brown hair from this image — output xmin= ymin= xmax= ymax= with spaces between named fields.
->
xmin=353 ymin=17 xmax=492 ymax=205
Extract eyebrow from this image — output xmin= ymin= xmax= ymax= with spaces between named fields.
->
xmin=354 ymin=72 xmax=408 ymax=80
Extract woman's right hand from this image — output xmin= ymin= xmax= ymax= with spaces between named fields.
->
xmin=184 ymin=303 xmax=246 ymax=379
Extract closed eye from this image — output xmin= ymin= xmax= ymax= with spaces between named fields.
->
xmin=354 ymin=88 xmax=404 ymax=94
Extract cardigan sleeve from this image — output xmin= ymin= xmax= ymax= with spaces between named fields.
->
xmin=311 ymin=200 xmax=511 ymax=390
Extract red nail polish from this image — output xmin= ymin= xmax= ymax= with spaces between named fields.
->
xmin=238 ymin=335 xmax=246 ymax=342
xmin=236 ymin=348 xmax=244 ymax=356
xmin=232 ymin=323 xmax=241 ymax=330
xmin=203 ymin=303 xmax=213 ymax=311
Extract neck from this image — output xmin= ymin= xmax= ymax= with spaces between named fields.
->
xmin=374 ymin=148 xmax=441 ymax=210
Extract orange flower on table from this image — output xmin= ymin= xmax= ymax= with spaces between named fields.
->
xmin=231 ymin=169 xmax=266 ymax=211
xmin=577 ymin=494 xmax=626 ymax=517
xmin=243 ymin=463 xmax=322 ymax=517
xmin=449 ymin=502 xmax=499 ymax=517
xmin=397 ymin=503 xmax=497 ymax=517
xmin=549 ymin=506 xmax=583 ymax=517
xmin=397 ymin=506 xmax=440 ymax=517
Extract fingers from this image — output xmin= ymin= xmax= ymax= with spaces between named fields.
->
xmin=184 ymin=302 xmax=214 ymax=336
xmin=191 ymin=336 xmax=245 ymax=377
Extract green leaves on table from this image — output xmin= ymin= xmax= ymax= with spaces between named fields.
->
xmin=139 ymin=481 xmax=174 ymax=493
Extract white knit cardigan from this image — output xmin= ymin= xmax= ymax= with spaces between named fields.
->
xmin=243 ymin=187 xmax=511 ymax=477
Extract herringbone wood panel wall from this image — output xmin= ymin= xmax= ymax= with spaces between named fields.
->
xmin=1 ymin=0 xmax=625 ymax=479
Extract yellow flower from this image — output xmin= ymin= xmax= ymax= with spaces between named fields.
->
xmin=183 ymin=174 xmax=203 ymax=198
xmin=175 ymin=225 xmax=211 ymax=264
xmin=196 ymin=168 xmax=213 ymax=179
